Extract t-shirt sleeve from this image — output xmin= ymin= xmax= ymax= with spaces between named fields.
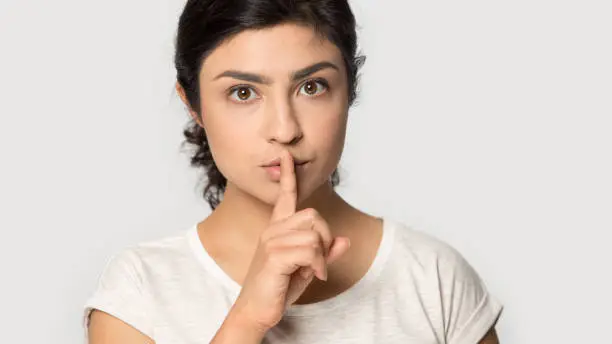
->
xmin=436 ymin=245 xmax=504 ymax=344
xmin=82 ymin=248 xmax=154 ymax=340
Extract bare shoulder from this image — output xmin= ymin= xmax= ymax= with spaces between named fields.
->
xmin=87 ymin=309 xmax=155 ymax=344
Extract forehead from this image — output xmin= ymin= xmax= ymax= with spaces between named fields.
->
xmin=200 ymin=23 xmax=344 ymax=80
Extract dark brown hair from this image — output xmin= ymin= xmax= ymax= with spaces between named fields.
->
xmin=174 ymin=0 xmax=366 ymax=210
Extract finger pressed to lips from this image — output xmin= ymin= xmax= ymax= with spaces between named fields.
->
xmin=262 ymin=161 xmax=308 ymax=183
xmin=270 ymin=149 xmax=297 ymax=222
xmin=266 ymin=150 xmax=331 ymax=282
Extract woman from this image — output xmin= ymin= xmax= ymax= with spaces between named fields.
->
xmin=84 ymin=0 xmax=503 ymax=343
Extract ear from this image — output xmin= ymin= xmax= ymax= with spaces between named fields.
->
xmin=175 ymin=81 xmax=204 ymax=128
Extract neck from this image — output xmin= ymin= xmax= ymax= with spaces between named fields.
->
xmin=206 ymin=180 xmax=356 ymax=247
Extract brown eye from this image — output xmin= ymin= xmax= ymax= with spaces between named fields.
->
xmin=237 ymin=88 xmax=250 ymax=100
xmin=299 ymin=79 xmax=327 ymax=96
xmin=230 ymin=86 xmax=258 ymax=102
xmin=304 ymin=81 xmax=318 ymax=95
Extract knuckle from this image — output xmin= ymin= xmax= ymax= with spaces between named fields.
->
xmin=305 ymin=231 xmax=320 ymax=245
xmin=302 ymin=207 xmax=318 ymax=220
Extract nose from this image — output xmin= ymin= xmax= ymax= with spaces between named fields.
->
xmin=262 ymin=97 xmax=303 ymax=145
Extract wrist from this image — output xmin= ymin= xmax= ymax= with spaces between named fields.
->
xmin=224 ymin=308 xmax=269 ymax=340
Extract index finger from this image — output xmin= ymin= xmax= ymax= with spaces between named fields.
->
xmin=270 ymin=150 xmax=297 ymax=223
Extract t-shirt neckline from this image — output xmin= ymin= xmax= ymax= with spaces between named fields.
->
xmin=186 ymin=217 xmax=396 ymax=317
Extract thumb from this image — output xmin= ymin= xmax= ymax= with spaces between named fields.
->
xmin=326 ymin=237 xmax=351 ymax=265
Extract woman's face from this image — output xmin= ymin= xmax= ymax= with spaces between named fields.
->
xmin=183 ymin=23 xmax=349 ymax=205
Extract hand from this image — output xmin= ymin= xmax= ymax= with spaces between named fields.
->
xmin=229 ymin=150 xmax=351 ymax=333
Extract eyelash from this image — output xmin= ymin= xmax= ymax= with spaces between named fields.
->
xmin=227 ymin=78 xmax=330 ymax=104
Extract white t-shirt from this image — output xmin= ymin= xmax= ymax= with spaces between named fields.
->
xmin=83 ymin=218 xmax=503 ymax=343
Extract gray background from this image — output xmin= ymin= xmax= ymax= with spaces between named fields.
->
xmin=1 ymin=0 xmax=610 ymax=343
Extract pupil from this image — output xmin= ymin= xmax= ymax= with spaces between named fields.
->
xmin=306 ymin=82 xmax=316 ymax=94
xmin=239 ymin=88 xmax=250 ymax=99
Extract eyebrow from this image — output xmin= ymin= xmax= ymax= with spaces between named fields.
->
xmin=213 ymin=61 xmax=339 ymax=84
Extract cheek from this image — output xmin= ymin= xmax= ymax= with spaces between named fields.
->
xmin=320 ymin=116 xmax=348 ymax=175
xmin=321 ymin=114 xmax=347 ymax=148
xmin=303 ymin=103 xmax=348 ymax=158
xmin=298 ymin=108 xmax=348 ymax=190
xmin=200 ymin=104 xmax=256 ymax=180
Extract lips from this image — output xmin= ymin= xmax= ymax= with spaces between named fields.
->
xmin=261 ymin=157 xmax=308 ymax=167
xmin=262 ymin=159 xmax=309 ymax=181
